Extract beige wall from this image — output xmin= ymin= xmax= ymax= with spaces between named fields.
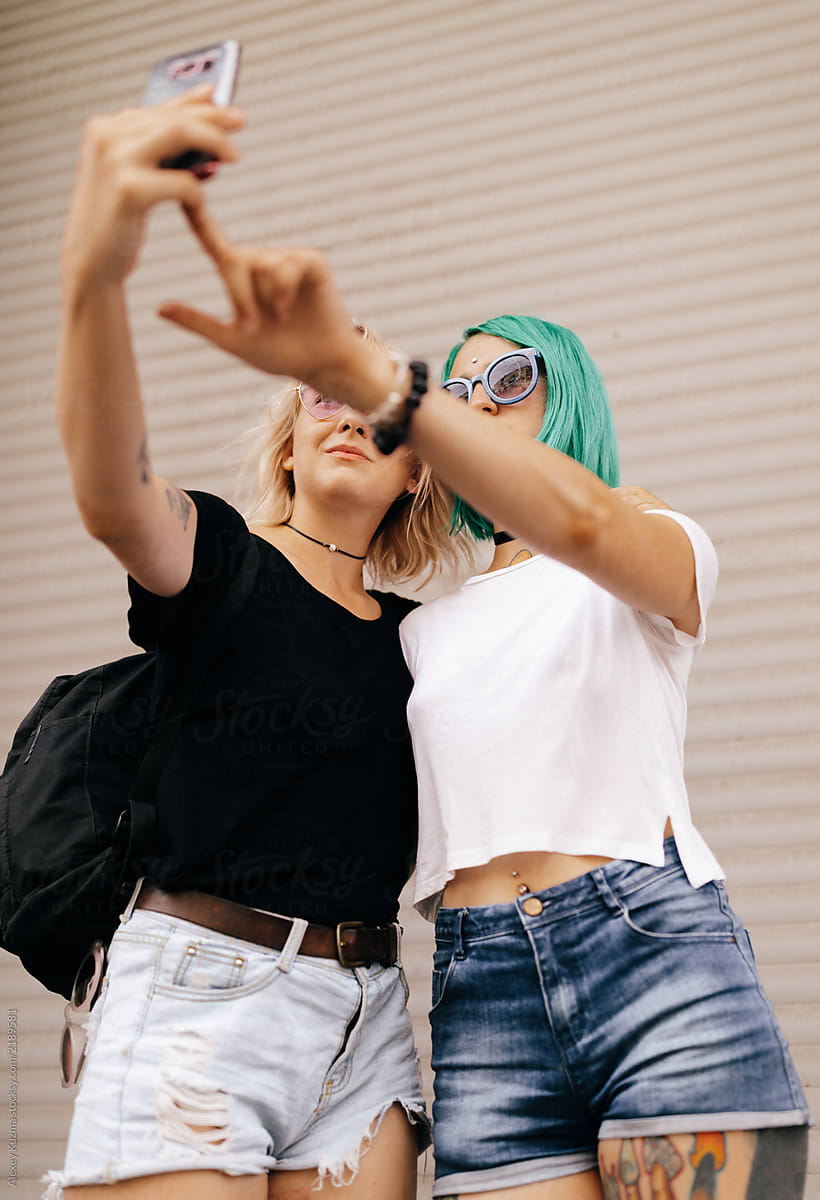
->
xmin=1 ymin=0 xmax=819 ymax=1195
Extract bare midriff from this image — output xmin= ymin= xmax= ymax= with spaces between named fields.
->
xmin=442 ymin=819 xmax=675 ymax=907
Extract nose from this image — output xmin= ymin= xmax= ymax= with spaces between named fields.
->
xmin=335 ymin=409 xmax=371 ymax=439
xmin=470 ymin=382 xmax=498 ymax=415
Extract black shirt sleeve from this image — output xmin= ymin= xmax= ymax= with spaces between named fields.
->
xmin=127 ymin=491 xmax=250 ymax=651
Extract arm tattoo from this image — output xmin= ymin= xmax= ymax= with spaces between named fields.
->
xmin=137 ymin=436 xmax=151 ymax=484
xmin=165 ymin=485 xmax=192 ymax=530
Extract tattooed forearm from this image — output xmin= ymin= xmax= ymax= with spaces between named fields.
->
xmin=165 ymin=485 xmax=192 ymax=530
xmin=137 ymin=435 xmax=151 ymax=484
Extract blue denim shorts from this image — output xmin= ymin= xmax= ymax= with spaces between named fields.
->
xmin=43 ymin=908 xmax=429 ymax=1196
xmin=429 ymin=839 xmax=810 ymax=1196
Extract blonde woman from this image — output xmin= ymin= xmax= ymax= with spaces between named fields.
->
xmin=47 ymin=88 xmax=466 ymax=1200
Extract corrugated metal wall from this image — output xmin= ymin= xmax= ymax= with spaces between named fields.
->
xmin=1 ymin=0 xmax=818 ymax=1195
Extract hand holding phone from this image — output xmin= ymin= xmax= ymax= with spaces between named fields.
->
xmin=143 ymin=41 xmax=241 ymax=178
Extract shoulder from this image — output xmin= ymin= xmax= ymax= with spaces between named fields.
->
xmin=638 ymin=508 xmax=719 ymax=646
xmin=185 ymin=491 xmax=251 ymax=579
xmin=642 ymin=508 xmax=718 ymax=592
xmin=127 ymin=491 xmax=251 ymax=649
xmin=370 ymin=589 xmax=420 ymax=626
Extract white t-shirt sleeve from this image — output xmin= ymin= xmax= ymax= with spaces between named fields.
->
xmin=639 ymin=509 xmax=719 ymax=647
xmin=399 ymin=612 xmax=418 ymax=677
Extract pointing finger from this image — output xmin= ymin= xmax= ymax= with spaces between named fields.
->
xmin=157 ymin=300 xmax=235 ymax=350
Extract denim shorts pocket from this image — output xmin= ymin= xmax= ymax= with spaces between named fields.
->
xmin=156 ymin=936 xmax=281 ymax=999
xmin=430 ymin=943 xmax=456 ymax=1013
xmin=172 ymin=940 xmax=248 ymax=990
xmin=618 ymin=875 xmax=736 ymax=942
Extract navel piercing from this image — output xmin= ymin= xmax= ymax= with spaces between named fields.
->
xmin=470 ymin=356 xmax=478 ymax=363
xmin=511 ymin=869 xmax=530 ymax=896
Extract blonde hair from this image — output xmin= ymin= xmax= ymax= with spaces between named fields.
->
xmin=231 ymin=329 xmax=474 ymax=588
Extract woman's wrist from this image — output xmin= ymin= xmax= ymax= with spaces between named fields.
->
xmin=321 ymin=337 xmax=406 ymax=415
xmin=369 ymin=360 xmax=428 ymax=455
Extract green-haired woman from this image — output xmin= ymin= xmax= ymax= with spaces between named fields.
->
xmin=161 ymin=214 xmax=811 ymax=1200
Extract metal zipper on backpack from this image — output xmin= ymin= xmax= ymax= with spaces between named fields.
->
xmin=23 ymin=724 xmax=42 ymax=764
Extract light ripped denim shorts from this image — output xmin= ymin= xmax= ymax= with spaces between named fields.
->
xmin=44 ymin=906 xmax=429 ymax=1196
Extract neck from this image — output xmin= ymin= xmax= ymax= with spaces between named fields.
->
xmin=487 ymin=528 xmax=533 ymax=573
xmin=277 ymin=497 xmax=379 ymax=590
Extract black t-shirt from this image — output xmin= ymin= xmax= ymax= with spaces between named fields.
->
xmin=127 ymin=491 xmax=419 ymax=926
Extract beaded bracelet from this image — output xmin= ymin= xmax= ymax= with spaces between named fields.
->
xmin=370 ymin=359 xmax=429 ymax=455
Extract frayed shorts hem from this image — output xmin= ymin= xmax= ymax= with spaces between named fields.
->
xmin=598 ymin=1108 xmax=813 ymax=1140
xmin=276 ymin=1098 xmax=432 ymax=1184
xmin=42 ymin=1158 xmax=271 ymax=1198
xmin=432 ymin=1152 xmax=597 ymax=1195
xmin=43 ymin=1099 xmax=431 ymax=1198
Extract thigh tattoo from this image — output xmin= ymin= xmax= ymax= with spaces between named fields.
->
xmin=600 ymin=1128 xmax=807 ymax=1198
xmin=746 ymin=1127 xmax=807 ymax=1199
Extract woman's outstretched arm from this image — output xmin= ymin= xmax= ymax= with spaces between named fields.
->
xmin=158 ymin=220 xmax=702 ymax=632
xmin=406 ymin=388 xmax=702 ymax=633
xmin=56 ymin=85 xmax=245 ymax=596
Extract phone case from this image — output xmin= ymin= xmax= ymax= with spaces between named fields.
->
xmin=142 ymin=41 xmax=241 ymax=174
xmin=142 ymin=41 xmax=240 ymax=107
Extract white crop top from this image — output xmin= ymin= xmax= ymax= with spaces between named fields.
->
xmin=399 ymin=510 xmax=724 ymax=920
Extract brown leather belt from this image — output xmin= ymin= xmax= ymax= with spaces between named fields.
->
xmin=135 ymin=884 xmax=400 ymax=969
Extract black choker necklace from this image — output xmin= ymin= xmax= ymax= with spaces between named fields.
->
xmin=284 ymin=523 xmax=366 ymax=560
xmin=493 ymin=531 xmax=514 ymax=545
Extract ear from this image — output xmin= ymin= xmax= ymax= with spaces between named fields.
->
xmin=404 ymin=457 xmax=422 ymax=496
xmin=282 ymin=435 xmax=294 ymax=473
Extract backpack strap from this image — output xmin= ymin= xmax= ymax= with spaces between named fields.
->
xmin=116 ymin=536 xmax=260 ymax=879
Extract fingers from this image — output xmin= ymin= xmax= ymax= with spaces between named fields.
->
xmin=119 ymin=166 xmax=204 ymax=213
xmin=138 ymin=115 xmax=242 ymax=169
xmin=252 ymin=248 xmax=326 ymax=319
xmin=181 ymin=213 xmax=327 ymax=330
xmin=252 ymin=255 xmax=302 ymax=320
xmin=181 ymin=205 xmax=261 ymax=329
xmin=152 ymin=82 xmax=243 ymax=118
xmin=156 ymin=300 xmax=234 ymax=348
xmin=160 ymin=82 xmax=215 ymax=108
xmin=182 ymin=202 xmax=233 ymax=261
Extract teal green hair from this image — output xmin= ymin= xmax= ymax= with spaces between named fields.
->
xmin=444 ymin=315 xmax=620 ymax=540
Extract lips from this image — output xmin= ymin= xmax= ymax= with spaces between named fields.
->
xmin=326 ymin=443 xmax=371 ymax=462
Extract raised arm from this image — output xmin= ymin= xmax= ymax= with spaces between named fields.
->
xmin=57 ymin=86 xmax=245 ymax=596
xmin=156 ymin=221 xmax=701 ymax=633
xmin=405 ymin=391 xmax=702 ymax=634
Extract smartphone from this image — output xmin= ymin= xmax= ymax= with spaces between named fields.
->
xmin=142 ymin=40 xmax=241 ymax=177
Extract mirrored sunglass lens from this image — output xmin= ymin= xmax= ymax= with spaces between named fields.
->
xmin=488 ymin=355 xmax=534 ymax=399
xmin=300 ymin=384 xmax=343 ymax=418
xmin=443 ymin=381 xmax=470 ymax=402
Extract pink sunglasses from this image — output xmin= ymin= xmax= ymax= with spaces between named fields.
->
xmin=297 ymin=381 xmax=349 ymax=421
xmin=60 ymin=940 xmax=107 ymax=1087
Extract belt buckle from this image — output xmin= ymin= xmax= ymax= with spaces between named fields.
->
xmin=335 ymin=921 xmax=368 ymax=969
xmin=335 ymin=921 xmax=402 ymax=969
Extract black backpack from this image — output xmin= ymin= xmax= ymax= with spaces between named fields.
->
xmin=0 ymin=540 xmax=259 ymax=998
